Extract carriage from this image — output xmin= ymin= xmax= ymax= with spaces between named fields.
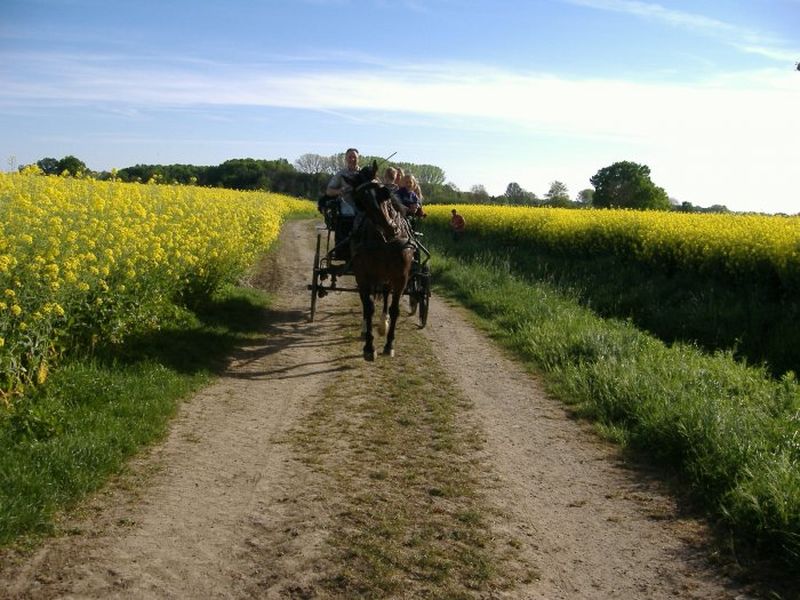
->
xmin=307 ymin=195 xmax=432 ymax=328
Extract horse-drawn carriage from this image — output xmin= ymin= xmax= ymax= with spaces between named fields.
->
xmin=307 ymin=162 xmax=432 ymax=359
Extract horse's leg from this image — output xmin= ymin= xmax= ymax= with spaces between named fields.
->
xmin=378 ymin=287 xmax=389 ymax=336
xmin=360 ymin=287 xmax=376 ymax=361
xmin=382 ymin=288 xmax=402 ymax=357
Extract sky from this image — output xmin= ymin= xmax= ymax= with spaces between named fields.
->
xmin=1 ymin=0 xmax=799 ymax=213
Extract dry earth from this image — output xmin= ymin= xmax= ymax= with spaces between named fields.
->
xmin=0 ymin=219 xmax=760 ymax=599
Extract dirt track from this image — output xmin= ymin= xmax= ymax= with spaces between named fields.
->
xmin=1 ymin=219 xmax=755 ymax=599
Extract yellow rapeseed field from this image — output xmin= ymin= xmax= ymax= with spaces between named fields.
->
xmin=425 ymin=204 xmax=800 ymax=285
xmin=0 ymin=169 xmax=312 ymax=400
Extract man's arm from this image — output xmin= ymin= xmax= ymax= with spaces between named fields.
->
xmin=326 ymin=173 xmax=343 ymax=197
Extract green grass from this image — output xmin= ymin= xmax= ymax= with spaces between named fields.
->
xmin=420 ymin=225 xmax=800 ymax=377
xmin=422 ymin=225 xmax=800 ymax=575
xmin=0 ymin=283 xmax=274 ymax=546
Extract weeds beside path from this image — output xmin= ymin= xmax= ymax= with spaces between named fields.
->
xmin=0 ymin=219 xmax=759 ymax=599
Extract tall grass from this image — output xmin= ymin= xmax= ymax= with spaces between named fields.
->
xmin=423 ymin=226 xmax=800 ymax=570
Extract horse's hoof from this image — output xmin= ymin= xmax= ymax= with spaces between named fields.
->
xmin=364 ymin=350 xmax=376 ymax=361
xmin=382 ymin=347 xmax=395 ymax=358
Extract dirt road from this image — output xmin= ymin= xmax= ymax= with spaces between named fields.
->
xmin=1 ymin=219 xmax=754 ymax=598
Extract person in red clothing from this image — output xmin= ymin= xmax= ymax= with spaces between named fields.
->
xmin=450 ymin=208 xmax=465 ymax=241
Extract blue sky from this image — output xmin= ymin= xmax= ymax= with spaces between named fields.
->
xmin=1 ymin=0 xmax=799 ymax=213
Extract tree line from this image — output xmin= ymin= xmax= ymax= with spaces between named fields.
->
xmin=25 ymin=154 xmax=728 ymax=213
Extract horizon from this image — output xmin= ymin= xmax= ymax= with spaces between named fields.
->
xmin=2 ymin=0 xmax=799 ymax=213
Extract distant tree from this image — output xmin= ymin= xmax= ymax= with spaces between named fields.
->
xmin=330 ymin=152 xmax=349 ymax=172
xmin=504 ymin=182 xmax=539 ymax=205
xmin=576 ymin=188 xmax=594 ymax=205
xmin=193 ymin=158 xmax=289 ymax=190
xmin=37 ymin=157 xmax=61 ymax=175
xmin=590 ymin=161 xmax=670 ymax=210
xmin=56 ymin=155 xmax=87 ymax=177
xmin=117 ymin=164 xmax=161 ymax=183
xmin=470 ymin=184 xmax=490 ymax=202
xmin=504 ymin=182 xmax=526 ymax=203
xmin=294 ymin=153 xmax=335 ymax=174
xmin=406 ymin=163 xmax=446 ymax=185
xmin=545 ymin=180 xmax=570 ymax=206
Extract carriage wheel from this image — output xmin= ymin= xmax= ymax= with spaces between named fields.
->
xmin=417 ymin=267 xmax=430 ymax=328
xmin=309 ymin=233 xmax=322 ymax=321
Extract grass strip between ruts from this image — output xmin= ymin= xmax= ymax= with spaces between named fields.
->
xmin=289 ymin=315 xmax=534 ymax=598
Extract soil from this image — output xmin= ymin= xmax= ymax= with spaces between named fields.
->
xmin=0 ymin=219 xmax=762 ymax=599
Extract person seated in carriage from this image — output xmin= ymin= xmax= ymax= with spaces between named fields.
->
xmin=322 ymin=147 xmax=361 ymax=259
xmin=396 ymin=173 xmax=426 ymax=231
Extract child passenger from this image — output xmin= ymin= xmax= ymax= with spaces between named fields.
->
xmin=397 ymin=173 xmax=424 ymax=217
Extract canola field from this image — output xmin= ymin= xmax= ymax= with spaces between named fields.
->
xmin=425 ymin=205 xmax=800 ymax=289
xmin=0 ymin=170 xmax=311 ymax=402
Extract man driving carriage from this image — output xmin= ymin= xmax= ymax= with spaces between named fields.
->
xmin=320 ymin=147 xmax=360 ymax=259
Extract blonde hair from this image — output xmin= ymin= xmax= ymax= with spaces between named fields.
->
xmin=383 ymin=167 xmax=397 ymax=184
xmin=405 ymin=174 xmax=423 ymax=200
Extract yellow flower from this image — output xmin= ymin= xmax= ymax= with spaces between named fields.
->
xmin=36 ymin=362 xmax=48 ymax=385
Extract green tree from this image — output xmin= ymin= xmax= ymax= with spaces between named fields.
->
xmin=57 ymin=155 xmax=87 ymax=177
xmin=504 ymin=182 xmax=525 ymax=204
xmin=405 ymin=163 xmax=446 ymax=185
xmin=470 ymin=184 xmax=490 ymax=202
xmin=576 ymin=188 xmax=594 ymax=205
xmin=36 ymin=157 xmax=60 ymax=175
xmin=590 ymin=161 xmax=670 ymax=210
xmin=504 ymin=182 xmax=539 ymax=205
xmin=545 ymin=180 xmax=570 ymax=206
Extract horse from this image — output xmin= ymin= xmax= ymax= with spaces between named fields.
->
xmin=345 ymin=161 xmax=415 ymax=361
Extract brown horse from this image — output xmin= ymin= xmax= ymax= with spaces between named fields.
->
xmin=346 ymin=162 xmax=415 ymax=361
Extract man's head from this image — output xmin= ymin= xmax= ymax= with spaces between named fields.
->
xmin=345 ymin=148 xmax=359 ymax=170
xmin=383 ymin=167 xmax=397 ymax=184
xmin=451 ymin=209 xmax=457 ymax=215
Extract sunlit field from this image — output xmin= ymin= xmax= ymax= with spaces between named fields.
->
xmin=425 ymin=204 xmax=800 ymax=290
xmin=0 ymin=169 xmax=310 ymax=403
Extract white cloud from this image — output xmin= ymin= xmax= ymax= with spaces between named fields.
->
xmin=2 ymin=51 xmax=798 ymax=212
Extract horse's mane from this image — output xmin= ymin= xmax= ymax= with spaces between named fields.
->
xmin=348 ymin=163 xmax=412 ymax=245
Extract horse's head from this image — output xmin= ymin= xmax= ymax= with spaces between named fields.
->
xmin=346 ymin=160 xmax=399 ymax=240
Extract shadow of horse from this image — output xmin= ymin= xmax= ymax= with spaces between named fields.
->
xmin=345 ymin=161 xmax=415 ymax=361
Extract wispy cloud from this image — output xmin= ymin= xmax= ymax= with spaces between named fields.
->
xmin=3 ymin=49 xmax=798 ymax=211
xmin=564 ymin=0 xmax=798 ymax=63
xmin=2 ymin=51 xmax=796 ymax=144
